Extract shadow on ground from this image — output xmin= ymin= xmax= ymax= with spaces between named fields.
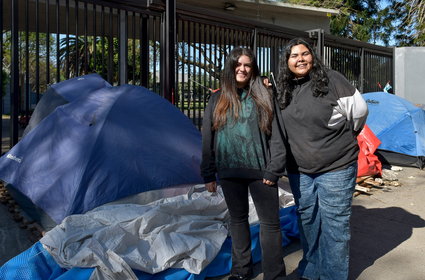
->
xmin=349 ymin=205 xmax=425 ymax=279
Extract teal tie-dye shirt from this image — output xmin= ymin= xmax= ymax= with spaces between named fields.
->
xmin=216 ymin=90 xmax=265 ymax=172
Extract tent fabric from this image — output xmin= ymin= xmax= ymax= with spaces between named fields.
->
xmin=23 ymin=74 xmax=111 ymax=136
xmin=363 ymin=92 xmax=425 ymax=168
xmin=0 ymin=188 xmax=299 ymax=280
xmin=357 ymin=124 xmax=382 ymax=177
xmin=0 ymin=79 xmax=203 ymax=224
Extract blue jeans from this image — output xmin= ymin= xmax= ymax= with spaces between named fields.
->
xmin=220 ymin=178 xmax=286 ymax=280
xmin=288 ymin=163 xmax=357 ymax=280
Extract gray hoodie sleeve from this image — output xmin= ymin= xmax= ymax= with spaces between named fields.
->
xmin=327 ymin=70 xmax=369 ymax=134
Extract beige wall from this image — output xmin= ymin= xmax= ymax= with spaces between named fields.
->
xmin=394 ymin=47 xmax=425 ymax=106
xmin=178 ymin=0 xmax=336 ymax=34
xmin=229 ymin=10 xmax=332 ymax=33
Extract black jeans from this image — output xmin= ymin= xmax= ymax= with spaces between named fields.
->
xmin=220 ymin=178 xmax=286 ymax=280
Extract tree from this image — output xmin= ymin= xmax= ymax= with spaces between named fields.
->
xmin=2 ymin=31 xmax=56 ymax=107
xmin=287 ymin=0 xmax=390 ymax=43
xmin=390 ymin=0 xmax=425 ymax=46
xmin=59 ymin=35 xmax=161 ymax=86
xmin=286 ymin=0 xmax=425 ymax=46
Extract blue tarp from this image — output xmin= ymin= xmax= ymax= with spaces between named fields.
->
xmin=0 ymin=207 xmax=299 ymax=280
xmin=0 ymin=76 xmax=203 ymax=224
xmin=363 ymin=92 xmax=425 ymax=168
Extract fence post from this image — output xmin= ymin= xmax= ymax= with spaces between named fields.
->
xmin=252 ymin=28 xmax=257 ymax=53
xmin=307 ymin=29 xmax=324 ymax=60
xmin=119 ymin=10 xmax=128 ymax=85
xmin=11 ymin=0 xmax=20 ymax=147
xmin=270 ymin=44 xmax=280 ymax=78
xmin=0 ymin=0 xmax=3 ymax=153
xmin=141 ymin=15 xmax=149 ymax=88
xmin=360 ymin=47 xmax=364 ymax=93
xmin=161 ymin=0 xmax=175 ymax=102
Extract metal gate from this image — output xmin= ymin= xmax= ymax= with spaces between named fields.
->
xmin=1 ymin=0 xmax=394 ymax=152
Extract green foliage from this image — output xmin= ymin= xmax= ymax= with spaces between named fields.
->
xmin=285 ymin=0 xmax=425 ymax=46
xmin=286 ymin=0 xmax=343 ymax=9
xmin=59 ymin=36 xmax=161 ymax=86
xmin=389 ymin=0 xmax=425 ymax=46
xmin=2 ymin=31 xmax=57 ymax=93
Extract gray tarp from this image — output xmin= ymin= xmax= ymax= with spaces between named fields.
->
xmin=40 ymin=184 xmax=294 ymax=280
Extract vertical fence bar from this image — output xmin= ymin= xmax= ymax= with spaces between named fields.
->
xmin=0 ymin=0 xmax=3 ymax=153
xmin=256 ymin=33 xmax=260 ymax=68
xmin=182 ymin=20 xmax=187 ymax=114
xmin=202 ymin=23 xmax=206 ymax=120
xmin=11 ymin=0 xmax=20 ymax=146
xmin=206 ymin=24 xmax=212 ymax=95
xmin=75 ymin=0 xmax=79 ymax=76
xmin=93 ymin=3 xmax=97 ymax=74
xmin=175 ymin=18 xmax=180 ymax=108
xmin=187 ymin=21 xmax=192 ymax=120
xmin=267 ymin=35 xmax=271 ymax=75
xmin=196 ymin=21 xmax=201 ymax=128
xmin=192 ymin=22 xmax=197 ymax=126
xmin=271 ymin=36 xmax=277 ymax=75
xmin=191 ymin=23 xmax=199 ymax=126
xmin=46 ymin=0 xmax=50 ymax=87
xmin=176 ymin=18 xmax=180 ymax=109
xmin=140 ymin=14 xmax=148 ymax=87
xmin=161 ymin=0 xmax=175 ymax=102
xmin=153 ymin=17 xmax=158 ymax=92
xmin=261 ymin=34 xmax=265 ymax=75
xmin=213 ymin=25 xmax=218 ymax=90
xmin=35 ymin=0 xmax=40 ymax=101
xmin=66 ymin=0 xmax=70 ymax=79
xmin=131 ymin=12 xmax=136 ymax=84
xmin=360 ymin=47 xmax=364 ymax=92
xmin=101 ymin=5 xmax=105 ymax=79
xmin=107 ymin=7 xmax=113 ymax=83
xmin=56 ymin=0 xmax=60 ymax=82
xmin=83 ymin=1 xmax=88 ymax=75
xmin=118 ymin=8 xmax=127 ymax=85
xmin=25 ymin=0 xmax=30 ymax=117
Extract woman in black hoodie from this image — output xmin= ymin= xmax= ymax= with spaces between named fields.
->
xmin=275 ymin=38 xmax=368 ymax=280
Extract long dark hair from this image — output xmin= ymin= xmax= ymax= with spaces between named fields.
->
xmin=213 ymin=47 xmax=273 ymax=134
xmin=276 ymin=38 xmax=329 ymax=109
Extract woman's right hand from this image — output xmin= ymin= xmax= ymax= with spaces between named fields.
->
xmin=205 ymin=181 xmax=217 ymax=193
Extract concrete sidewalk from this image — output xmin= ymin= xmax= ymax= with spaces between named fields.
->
xmin=1 ymin=166 xmax=425 ymax=280
xmin=210 ymin=166 xmax=425 ymax=280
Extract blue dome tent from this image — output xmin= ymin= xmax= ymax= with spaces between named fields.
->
xmin=363 ymin=92 xmax=425 ymax=168
xmin=0 ymin=76 xmax=204 ymax=225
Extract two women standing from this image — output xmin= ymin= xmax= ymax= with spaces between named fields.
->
xmin=201 ymin=38 xmax=368 ymax=280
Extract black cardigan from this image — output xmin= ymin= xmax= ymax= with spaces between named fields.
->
xmin=200 ymin=90 xmax=287 ymax=184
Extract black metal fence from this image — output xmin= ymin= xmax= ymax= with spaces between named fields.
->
xmin=1 ymin=0 xmax=393 ymax=152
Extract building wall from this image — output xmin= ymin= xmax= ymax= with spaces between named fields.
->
xmin=177 ymin=0 xmax=335 ymax=34
xmin=227 ymin=10 xmax=332 ymax=33
xmin=394 ymin=47 xmax=425 ymax=106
